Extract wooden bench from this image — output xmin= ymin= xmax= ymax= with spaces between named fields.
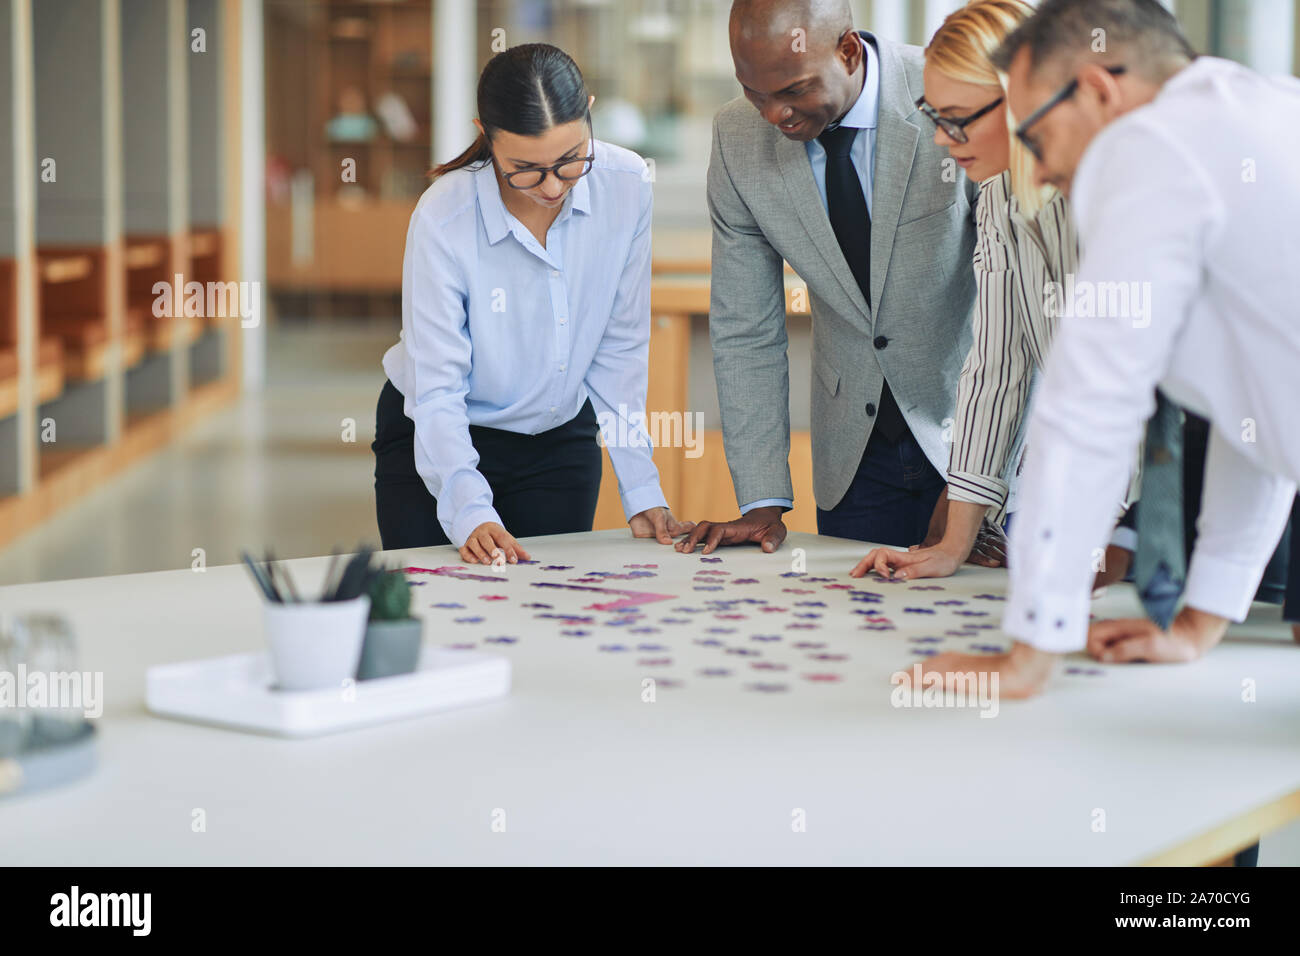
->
xmin=37 ymin=247 xmax=111 ymax=383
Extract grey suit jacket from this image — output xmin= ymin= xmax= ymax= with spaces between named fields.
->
xmin=706 ymin=31 xmax=979 ymax=512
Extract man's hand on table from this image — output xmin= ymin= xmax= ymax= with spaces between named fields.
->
xmin=675 ymin=506 xmax=787 ymax=555
xmin=629 ymin=507 xmax=696 ymax=545
xmin=1087 ymin=606 xmax=1230 ymax=663
xmin=897 ymin=641 xmax=1057 ymax=700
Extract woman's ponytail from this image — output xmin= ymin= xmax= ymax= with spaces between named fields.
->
xmin=430 ymin=130 xmax=492 ymax=181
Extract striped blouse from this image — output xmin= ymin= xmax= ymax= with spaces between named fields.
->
xmin=947 ymin=171 xmax=1077 ymax=521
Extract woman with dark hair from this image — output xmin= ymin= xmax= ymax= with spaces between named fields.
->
xmin=373 ymin=43 xmax=692 ymax=563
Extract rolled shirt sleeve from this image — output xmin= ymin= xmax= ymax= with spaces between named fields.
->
xmin=400 ymin=204 xmax=502 ymax=548
xmin=947 ymin=178 xmax=1037 ymax=521
xmin=1183 ymin=429 xmax=1295 ymax=621
xmin=583 ymin=170 xmax=669 ymax=520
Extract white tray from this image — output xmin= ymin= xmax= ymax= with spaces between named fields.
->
xmin=146 ymin=648 xmax=511 ymax=738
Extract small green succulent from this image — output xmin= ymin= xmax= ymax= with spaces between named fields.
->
xmin=367 ymin=568 xmax=412 ymax=621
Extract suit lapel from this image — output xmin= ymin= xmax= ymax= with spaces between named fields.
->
xmin=865 ymin=33 xmax=920 ymax=320
xmin=775 ymin=133 xmax=870 ymax=323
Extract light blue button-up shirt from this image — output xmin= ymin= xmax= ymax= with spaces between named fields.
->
xmin=742 ymin=33 xmax=880 ymax=517
xmin=383 ymin=138 xmax=668 ymax=546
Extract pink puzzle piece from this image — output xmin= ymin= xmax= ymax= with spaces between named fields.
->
xmin=532 ymin=581 xmax=676 ymax=612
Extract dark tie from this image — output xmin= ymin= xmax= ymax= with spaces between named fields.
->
xmin=1134 ymin=391 xmax=1186 ymax=629
xmin=817 ymin=123 xmax=906 ymax=443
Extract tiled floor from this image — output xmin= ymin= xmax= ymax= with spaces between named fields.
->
xmin=0 ymin=320 xmax=396 ymax=585
xmin=1 ymin=318 xmax=1296 ymax=865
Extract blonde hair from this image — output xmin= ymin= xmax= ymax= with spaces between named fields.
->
xmin=924 ymin=0 xmax=1052 ymax=217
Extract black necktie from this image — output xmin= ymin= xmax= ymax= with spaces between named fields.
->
xmin=817 ymin=123 xmax=906 ymax=443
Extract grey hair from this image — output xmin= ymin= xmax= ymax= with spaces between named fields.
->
xmin=991 ymin=0 xmax=1196 ymax=84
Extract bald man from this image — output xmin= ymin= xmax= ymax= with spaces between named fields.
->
xmin=679 ymin=0 xmax=995 ymax=557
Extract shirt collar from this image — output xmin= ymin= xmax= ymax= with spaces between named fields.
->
xmin=829 ymin=34 xmax=880 ymax=132
xmin=476 ymin=153 xmax=593 ymax=246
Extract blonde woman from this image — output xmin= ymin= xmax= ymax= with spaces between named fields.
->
xmin=853 ymin=0 xmax=1128 ymax=581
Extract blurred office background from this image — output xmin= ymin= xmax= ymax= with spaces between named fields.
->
xmin=0 ymin=0 xmax=1297 ymax=583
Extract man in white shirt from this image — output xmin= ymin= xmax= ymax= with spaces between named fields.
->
xmin=912 ymin=0 xmax=1300 ymax=698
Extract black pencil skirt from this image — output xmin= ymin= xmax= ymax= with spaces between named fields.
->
xmin=371 ymin=379 xmax=603 ymax=550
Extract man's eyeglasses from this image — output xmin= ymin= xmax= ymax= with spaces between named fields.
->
xmin=498 ymin=115 xmax=596 ymax=190
xmin=913 ymin=94 xmax=1004 ymax=144
xmin=1015 ymin=65 xmax=1127 ymax=160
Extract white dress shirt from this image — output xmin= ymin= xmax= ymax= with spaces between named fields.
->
xmin=382 ymin=138 xmax=668 ymax=547
xmin=1003 ymin=56 xmax=1300 ymax=652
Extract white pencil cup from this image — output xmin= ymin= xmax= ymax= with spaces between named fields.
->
xmin=264 ymin=597 xmax=370 ymax=692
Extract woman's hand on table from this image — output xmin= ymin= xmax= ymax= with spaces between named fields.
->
xmin=851 ymin=516 xmax=1005 ymax=580
xmin=459 ymin=523 xmax=531 ymax=565
xmin=629 ymin=507 xmax=696 ymax=545
xmin=851 ymin=541 xmax=964 ymax=581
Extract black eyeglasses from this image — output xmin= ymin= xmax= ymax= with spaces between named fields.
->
xmin=913 ymin=94 xmax=1004 ymax=144
xmin=496 ymin=116 xmax=596 ymax=190
xmin=1015 ymin=65 xmax=1127 ymax=160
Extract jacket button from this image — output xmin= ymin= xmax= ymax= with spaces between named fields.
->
xmin=865 ymin=403 xmax=877 ymax=417
xmin=873 ymin=335 xmax=888 ymax=349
